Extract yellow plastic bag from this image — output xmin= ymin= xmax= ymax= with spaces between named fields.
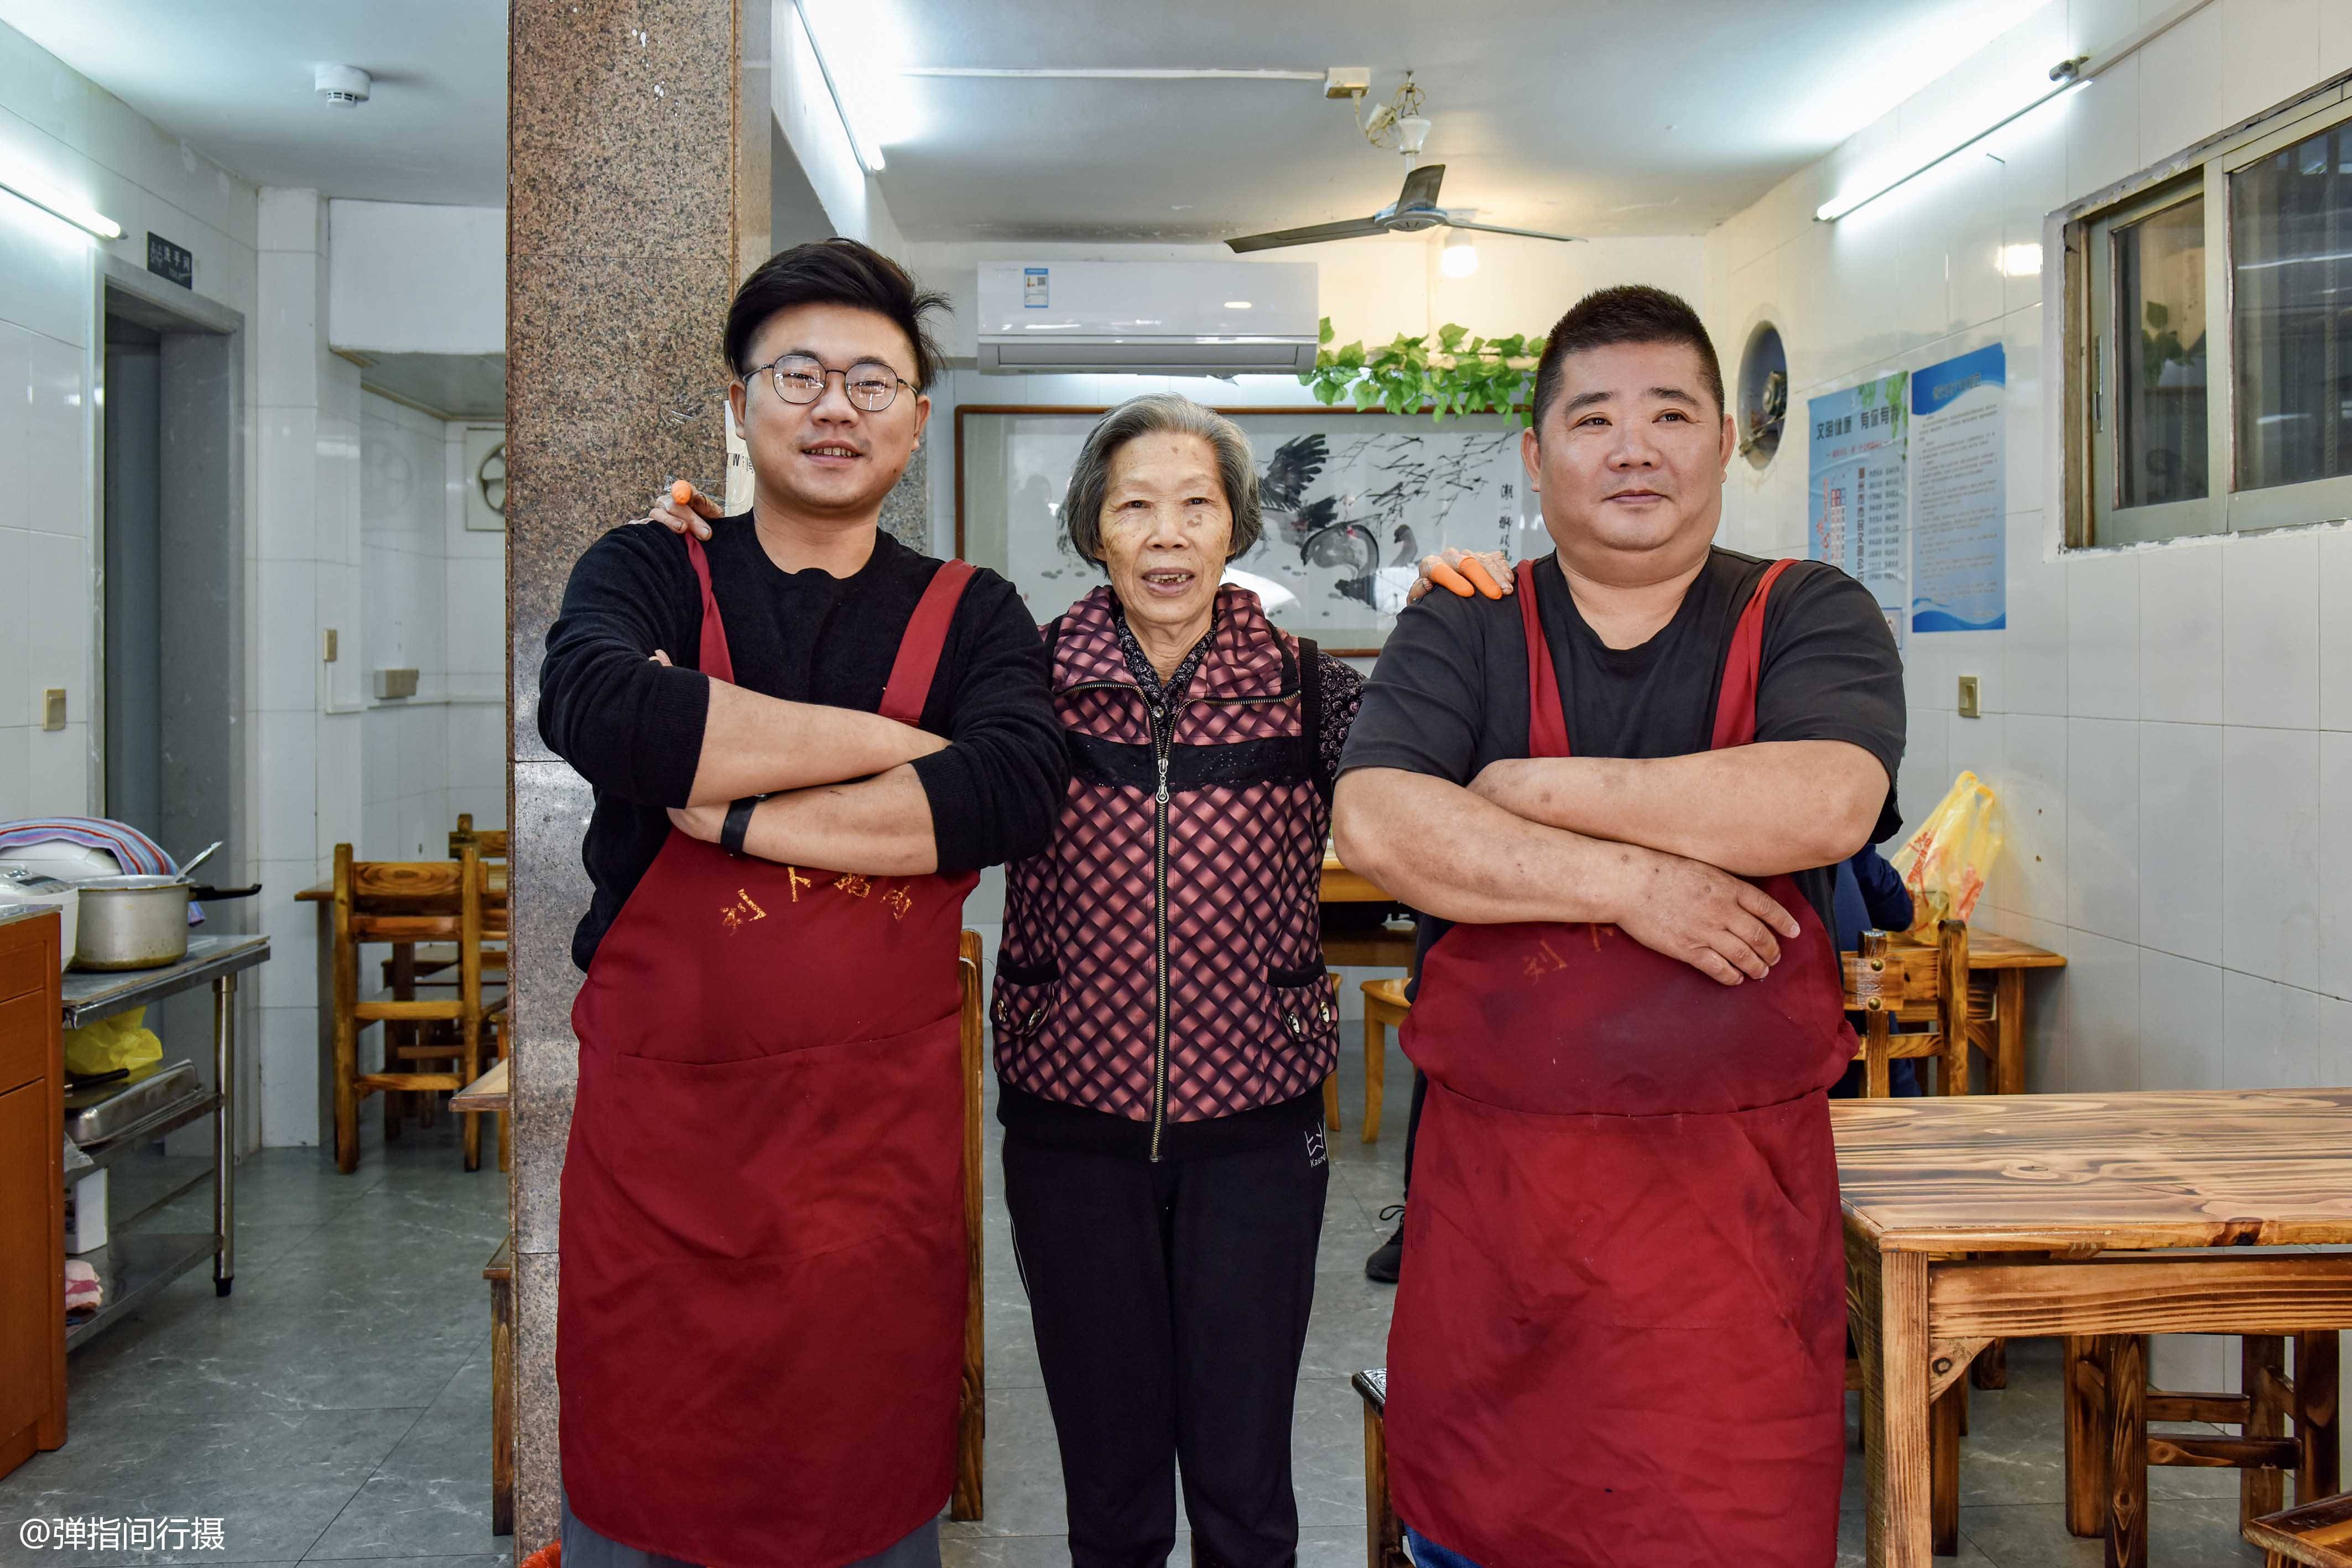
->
xmin=63 ymin=1007 xmax=163 ymax=1076
xmin=1890 ymin=771 xmax=2004 ymax=926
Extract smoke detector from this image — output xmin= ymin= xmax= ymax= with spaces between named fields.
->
xmin=315 ymin=65 xmax=372 ymax=106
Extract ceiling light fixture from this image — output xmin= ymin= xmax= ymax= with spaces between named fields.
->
xmin=792 ymin=0 xmax=886 ymax=174
xmin=1440 ymin=229 xmax=1479 ymax=278
xmin=0 ymin=154 xmax=122 ymax=240
xmin=1223 ymin=300 xmax=1254 ymax=309
xmin=901 ymin=67 xmax=1323 ymax=82
xmin=1817 ymin=57 xmax=2089 ymax=222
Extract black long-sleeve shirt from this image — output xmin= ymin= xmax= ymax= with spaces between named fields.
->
xmin=539 ymin=517 xmax=1066 ymax=970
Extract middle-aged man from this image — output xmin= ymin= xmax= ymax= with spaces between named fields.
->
xmin=1333 ymin=284 xmax=1905 ymax=1568
xmin=538 ymin=238 xmax=1064 ymax=1568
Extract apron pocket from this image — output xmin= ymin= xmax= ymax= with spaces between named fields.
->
xmin=602 ymin=1012 xmax=964 ymax=1263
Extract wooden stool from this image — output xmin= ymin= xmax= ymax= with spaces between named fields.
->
xmin=1353 ymin=1368 xmax=1408 ymax=1568
xmin=484 ymin=1238 xmax=513 ymax=1535
xmin=1359 ymin=977 xmax=1409 ymax=1144
xmin=2247 ymin=1490 xmax=2352 ymax=1566
xmin=2068 ymin=1332 xmax=2341 ymax=1551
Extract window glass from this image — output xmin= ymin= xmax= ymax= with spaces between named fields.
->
xmin=2233 ymin=120 xmax=2352 ymax=493
xmin=2112 ymin=197 xmax=2209 ymax=510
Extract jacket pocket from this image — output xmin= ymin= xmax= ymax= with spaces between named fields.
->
xmin=991 ymin=958 xmax=1060 ymax=1041
xmin=1267 ymin=962 xmax=1339 ymax=1053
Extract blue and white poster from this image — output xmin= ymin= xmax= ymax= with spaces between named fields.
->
xmin=1908 ymin=344 xmax=2006 ymax=633
xmin=1806 ymin=371 xmax=1908 ymax=644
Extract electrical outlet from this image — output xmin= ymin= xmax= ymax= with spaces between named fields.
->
xmin=1956 ymin=675 xmax=1981 ymax=718
xmin=41 ymin=689 xmax=65 ymax=731
xmin=322 ymin=628 xmax=339 ymax=663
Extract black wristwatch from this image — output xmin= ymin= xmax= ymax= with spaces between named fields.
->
xmin=720 ymin=795 xmax=762 ymax=858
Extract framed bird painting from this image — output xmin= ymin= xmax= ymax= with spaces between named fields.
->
xmin=955 ymin=405 xmax=1544 ymax=654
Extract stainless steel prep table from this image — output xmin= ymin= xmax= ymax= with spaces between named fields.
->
xmin=61 ymin=932 xmax=267 ymax=1349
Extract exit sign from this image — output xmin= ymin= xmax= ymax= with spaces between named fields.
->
xmin=146 ymin=232 xmax=193 ymax=288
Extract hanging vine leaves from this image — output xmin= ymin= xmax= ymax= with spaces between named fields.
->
xmin=1300 ymin=317 xmax=1547 ymax=426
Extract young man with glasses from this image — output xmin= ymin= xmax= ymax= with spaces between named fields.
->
xmin=537 ymin=238 xmax=1065 ymax=1568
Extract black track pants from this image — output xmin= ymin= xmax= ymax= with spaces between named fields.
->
xmin=1002 ymin=1129 xmax=1330 ymax=1568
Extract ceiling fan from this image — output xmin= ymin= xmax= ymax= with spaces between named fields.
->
xmin=1226 ymin=74 xmax=1581 ymax=253
xmin=1226 ymin=163 xmax=1582 ymax=252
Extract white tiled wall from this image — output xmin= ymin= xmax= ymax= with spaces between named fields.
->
xmin=0 ymin=19 xmax=267 ymax=1150
xmin=1705 ymin=0 xmax=2352 ymax=1391
xmin=356 ymin=397 xmax=506 ymax=863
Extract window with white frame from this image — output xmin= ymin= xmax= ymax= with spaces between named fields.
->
xmin=2072 ymin=83 xmax=2352 ymax=546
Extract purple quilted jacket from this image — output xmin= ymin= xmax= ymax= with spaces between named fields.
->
xmin=993 ymin=585 xmax=1339 ymax=1158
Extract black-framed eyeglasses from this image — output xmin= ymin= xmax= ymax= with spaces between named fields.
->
xmin=746 ymin=353 xmax=912 ymax=412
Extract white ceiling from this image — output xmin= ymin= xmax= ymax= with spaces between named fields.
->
xmin=843 ymin=0 xmax=2048 ymax=241
xmin=1 ymin=0 xmax=2048 ymax=235
xmin=0 ymin=0 xmax=506 ymax=206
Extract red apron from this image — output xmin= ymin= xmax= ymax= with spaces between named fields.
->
xmin=559 ymin=535 xmax=979 ymax=1568
xmin=1388 ymin=558 xmax=1855 ymax=1567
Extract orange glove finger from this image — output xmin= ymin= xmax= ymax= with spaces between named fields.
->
xmin=1424 ymin=558 xmax=1477 ymax=597
xmin=1459 ymin=556 xmax=1506 ymax=598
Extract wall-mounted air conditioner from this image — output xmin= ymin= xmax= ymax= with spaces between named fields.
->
xmin=976 ymin=261 xmax=1318 ymax=374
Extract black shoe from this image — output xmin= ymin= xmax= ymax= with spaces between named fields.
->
xmin=1365 ymin=1204 xmax=1406 ymax=1284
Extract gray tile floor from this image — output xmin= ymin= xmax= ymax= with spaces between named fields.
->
xmin=5 ymin=1014 xmax=2271 ymax=1567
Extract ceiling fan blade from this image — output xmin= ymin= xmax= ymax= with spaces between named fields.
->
xmin=1442 ymin=216 xmax=1585 ymax=244
xmin=1396 ymin=163 xmax=1445 ymax=212
xmin=1225 ymin=217 xmax=1388 ymax=253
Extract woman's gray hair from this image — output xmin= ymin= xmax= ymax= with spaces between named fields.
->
xmin=1060 ymin=393 xmax=1263 ymax=566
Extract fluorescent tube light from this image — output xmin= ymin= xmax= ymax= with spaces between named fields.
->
xmin=0 ymin=156 xmax=122 ymax=240
xmin=792 ymin=0 xmax=887 ymax=174
xmin=1817 ymin=60 xmax=2088 ymax=223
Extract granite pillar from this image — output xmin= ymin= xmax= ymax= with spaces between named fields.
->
xmin=506 ymin=0 xmax=767 ymax=1550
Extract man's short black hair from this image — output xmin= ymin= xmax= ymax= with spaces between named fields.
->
xmin=723 ymin=237 xmax=949 ymax=389
xmin=1531 ymin=284 xmax=1725 ymax=431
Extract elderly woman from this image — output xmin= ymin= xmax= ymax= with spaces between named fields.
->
xmin=650 ymin=393 xmax=1362 ymax=1568
xmin=989 ymin=394 xmax=1360 ymax=1568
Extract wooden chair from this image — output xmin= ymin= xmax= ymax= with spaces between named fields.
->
xmin=2071 ymin=1332 xmax=2341 ymax=1551
xmin=1843 ymin=920 xmax=1973 ymax=1098
xmin=1354 ymin=1368 xmax=1409 ymax=1568
xmin=1359 ymin=976 xmax=1409 ymax=1145
xmin=447 ymin=812 xmax=510 ymax=863
xmin=953 ymin=931 xmax=986 ymax=1523
xmin=330 ymin=843 xmax=504 ymax=1173
xmin=2247 ymin=1489 xmax=2352 ymax=1566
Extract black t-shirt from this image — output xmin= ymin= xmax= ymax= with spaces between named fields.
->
xmin=1337 ymin=548 xmax=1906 ymax=983
xmin=539 ymin=518 xmax=1067 ymax=970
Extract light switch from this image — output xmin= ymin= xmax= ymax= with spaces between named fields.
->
xmin=322 ymin=628 xmax=339 ymax=663
xmin=1956 ymin=675 xmax=1981 ymax=719
xmin=41 ymin=689 xmax=65 ymax=731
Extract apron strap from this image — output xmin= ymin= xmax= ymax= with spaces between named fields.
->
xmin=880 ymin=558 xmax=977 ymax=727
xmin=1709 ymin=556 xmax=1797 ymax=751
xmin=683 ymin=533 xmax=736 ymax=685
xmin=1515 ymin=558 xmax=1573 ymax=760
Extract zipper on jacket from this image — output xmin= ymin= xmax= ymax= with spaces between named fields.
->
xmin=1149 ymin=705 xmax=1173 ymax=1161
xmin=1058 ymin=663 xmax=1299 ymax=1161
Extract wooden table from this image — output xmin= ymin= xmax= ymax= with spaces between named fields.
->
xmin=1319 ymin=852 xmax=1414 ymax=970
xmin=1871 ymin=929 xmax=2065 ymax=1095
xmin=1838 ymin=1090 xmax=2352 ymax=1568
